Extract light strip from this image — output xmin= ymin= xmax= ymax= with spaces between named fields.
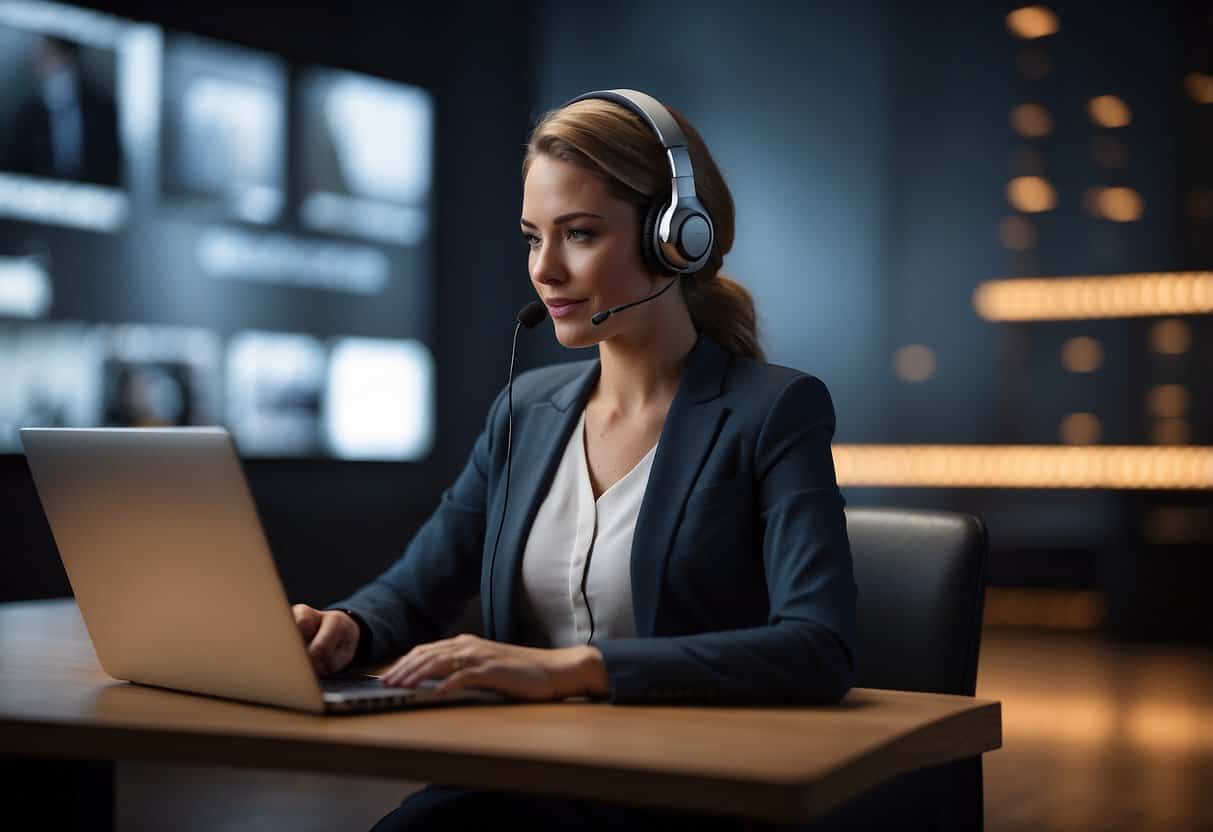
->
xmin=0 ymin=173 xmax=128 ymax=232
xmin=973 ymin=272 xmax=1213 ymax=321
xmin=983 ymin=587 xmax=1104 ymax=631
xmin=832 ymin=445 xmax=1213 ymax=489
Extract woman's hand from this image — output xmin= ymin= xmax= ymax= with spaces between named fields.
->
xmin=379 ymin=634 xmax=609 ymax=701
xmin=292 ymin=604 xmax=360 ymax=676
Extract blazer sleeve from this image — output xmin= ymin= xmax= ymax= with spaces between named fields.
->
xmin=328 ymin=387 xmax=506 ymax=664
xmin=594 ymin=374 xmax=858 ymax=704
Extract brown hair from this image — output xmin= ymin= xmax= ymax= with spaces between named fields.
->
xmin=521 ymin=97 xmax=764 ymax=361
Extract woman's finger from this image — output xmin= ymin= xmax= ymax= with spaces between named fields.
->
xmin=398 ymin=650 xmax=466 ymax=689
xmin=381 ymin=641 xmax=444 ymax=684
xmin=434 ymin=663 xmax=493 ymax=696
xmin=309 ymin=613 xmax=351 ymax=675
xmin=384 ymin=647 xmax=453 ymax=687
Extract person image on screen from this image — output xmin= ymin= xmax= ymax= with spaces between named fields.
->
xmin=291 ymin=90 xmax=857 ymax=831
xmin=2 ymin=36 xmax=123 ymax=187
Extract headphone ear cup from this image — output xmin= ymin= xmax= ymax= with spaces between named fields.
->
xmin=641 ymin=197 xmax=678 ymax=277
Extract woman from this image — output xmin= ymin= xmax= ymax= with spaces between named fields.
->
xmin=293 ymin=90 xmax=857 ymax=830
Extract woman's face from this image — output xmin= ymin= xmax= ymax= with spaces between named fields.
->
xmin=521 ymin=154 xmax=659 ymax=349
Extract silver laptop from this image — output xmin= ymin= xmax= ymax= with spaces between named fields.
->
xmin=19 ymin=426 xmax=505 ymax=714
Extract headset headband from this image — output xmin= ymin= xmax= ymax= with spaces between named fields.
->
xmin=561 ymin=88 xmax=714 ymax=274
xmin=562 ymin=88 xmax=699 ymax=201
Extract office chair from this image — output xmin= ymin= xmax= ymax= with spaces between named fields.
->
xmin=815 ymin=507 xmax=990 ymax=832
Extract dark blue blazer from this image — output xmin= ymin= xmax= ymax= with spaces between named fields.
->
xmin=336 ymin=334 xmax=857 ymax=704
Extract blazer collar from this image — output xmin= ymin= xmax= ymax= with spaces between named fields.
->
xmin=549 ymin=333 xmax=729 ymax=411
xmin=490 ymin=334 xmax=731 ymax=641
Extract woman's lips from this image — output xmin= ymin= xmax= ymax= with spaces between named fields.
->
xmin=546 ymin=300 xmax=587 ymax=319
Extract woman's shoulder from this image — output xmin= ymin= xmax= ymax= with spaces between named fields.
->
xmin=714 ymin=348 xmax=838 ymax=440
xmin=724 ymin=351 xmax=833 ymax=406
xmin=507 ymin=357 xmax=598 ymax=407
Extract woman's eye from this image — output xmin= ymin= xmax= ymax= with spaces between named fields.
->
xmin=520 ymin=228 xmax=594 ymax=248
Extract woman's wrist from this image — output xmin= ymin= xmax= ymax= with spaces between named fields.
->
xmin=564 ymin=645 xmax=609 ymax=699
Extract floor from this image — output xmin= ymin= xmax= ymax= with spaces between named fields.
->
xmin=976 ymin=627 xmax=1213 ymax=832
xmin=117 ymin=626 xmax=1213 ymax=831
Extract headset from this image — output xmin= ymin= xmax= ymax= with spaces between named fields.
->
xmin=563 ymin=88 xmax=717 ymax=281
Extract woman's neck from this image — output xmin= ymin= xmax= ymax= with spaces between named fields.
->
xmin=593 ymin=302 xmax=698 ymax=415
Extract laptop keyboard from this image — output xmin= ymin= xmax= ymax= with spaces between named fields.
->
xmin=321 ymin=675 xmax=389 ymax=692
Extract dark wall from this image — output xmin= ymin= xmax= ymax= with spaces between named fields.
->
xmin=530 ymin=0 xmax=896 ymax=442
xmin=1 ymin=0 xmax=536 ymax=607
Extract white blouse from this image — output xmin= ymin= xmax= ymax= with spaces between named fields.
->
xmin=518 ymin=408 xmax=658 ymax=648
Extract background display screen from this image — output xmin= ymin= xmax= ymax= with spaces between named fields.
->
xmin=0 ymin=1 xmax=435 ymax=461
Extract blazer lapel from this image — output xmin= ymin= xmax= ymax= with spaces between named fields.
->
xmin=630 ymin=335 xmax=730 ymax=636
xmin=488 ymin=360 xmax=600 ymax=642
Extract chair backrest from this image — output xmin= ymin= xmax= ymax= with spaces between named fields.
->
xmin=845 ymin=507 xmax=989 ymax=696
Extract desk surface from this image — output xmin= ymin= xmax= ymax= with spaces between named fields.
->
xmin=0 ymin=600 xmax=1001 ymax=822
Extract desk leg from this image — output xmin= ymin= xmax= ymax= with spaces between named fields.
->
xmin=0 ymin=756 xmax=114 ymax=832
xmin=811 ymin=756 xmax=983 ymax=831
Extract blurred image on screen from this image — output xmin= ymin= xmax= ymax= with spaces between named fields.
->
xmin=299 ymin=68 xmax=432 ymax=246
xmin=0 ymin=4 xmax=436 ymax=461
xmin=0 ymin=3 xmax=139 ymax=231
xmin=324 ymin=337 xmax=433 ymax=461
xmin=0 ymin=253 xmax=53 ymax=318
xmin=98 ymin=323 xmax=221 ymax=428
xmin=0 ymin=322 xmax=101 ymax=450
xmin=226 ymin=331 xmax=326 ymax=457
xmin=0 ymin=30 xmax=122 ymax=186
xmin=160 ymin=33 xmax=286 ymax=223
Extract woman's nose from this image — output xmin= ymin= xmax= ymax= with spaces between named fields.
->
xmin=531 ymin=241 xmax=566 ymax=285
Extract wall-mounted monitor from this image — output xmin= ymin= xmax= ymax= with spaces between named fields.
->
xmin=160 ymin=33 xmax=286 ymax=224
xmin=298 ymin=68 xmax=432 ymax=246
xmin=0 ymin=2 xmax=436 ymax=462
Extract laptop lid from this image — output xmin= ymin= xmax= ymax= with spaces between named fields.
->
xmin=20 ymin=427 xmax=327 ymax=714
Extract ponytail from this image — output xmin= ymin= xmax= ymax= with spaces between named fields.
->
xmin=682 ymin=271 xmax=764 ymax=361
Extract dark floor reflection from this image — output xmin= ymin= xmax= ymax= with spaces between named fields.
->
xmin=978 ymin=627 xmax=1213 ymax=832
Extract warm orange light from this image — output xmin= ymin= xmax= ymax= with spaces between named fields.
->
xmin=1004 ymin=695 xmax=1213 ymax=753
xmin=1146 ymin=385 xmax=1189 ymax=419
xmin=999 ymin=215 xmax=1036 ymax=251
xmin=1125 ymin=703 xmax=1213 ymax=754
xmin=1011 ymin=103 xmax=1052 ymax=137
xmin=1150 ymin=319 xmax=1192 ymax=354
xmin=1007 ymin=6 xmax=1060 ymax=39
xmin=893 ymin=345 xmax=936 ymax=382
xmin=974 ymin=272 xmax=1213 ymax=321
xmin=1088 ymin=95 xmax=1132 ymax=128
xmin=1061 ymin=336 xmax=1102 ymax=372
xmin=1002 ymin=695 xmax=1117 ymax=745
xmin=1153 ymin=418 xmax=1191 ymax=446
xmin=983 ymin=587 xmax=1104 ymax=631
xmin=831 ymin=445 xmax=1213 ymax=489
xmin=1007 ymin=176 xmax=1057 ymax=213
xmin=1060 ymin=413 xmax=1101 ymax=445
xmin=1185 ymin=72 xmax=1213 ymax=104
xmin=1096 ymin=186 xmax=1143 ymax=221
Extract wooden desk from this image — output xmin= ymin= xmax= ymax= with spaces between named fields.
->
xmin=0 ymin=600 xmax=1001 ymax=823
